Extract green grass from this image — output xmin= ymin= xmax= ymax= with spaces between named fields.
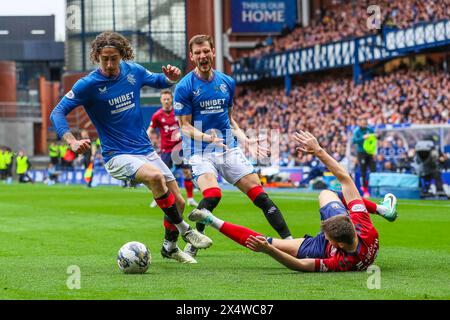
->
xmin=0 ymin=183 xmax=449 ymax=300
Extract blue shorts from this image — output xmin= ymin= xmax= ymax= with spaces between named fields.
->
xmin=296 ymin=201 xmax=347 ymax=259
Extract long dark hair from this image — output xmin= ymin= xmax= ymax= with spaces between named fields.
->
xmin=90 ymin=31 xmax=134 ymax=63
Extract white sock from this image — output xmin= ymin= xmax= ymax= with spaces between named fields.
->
xmin=283 ymin=235 xmax=294 ymax=240
xmin=163 ymin=240 xmax=177 ymax=251
xmin=210 ymin=216 xmax=224 ymax=230
xmin=176 ymin=221 xmax=191 ymax=234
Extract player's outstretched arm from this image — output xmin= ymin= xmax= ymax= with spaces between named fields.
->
xmin=246 ymin=235 xmax=315 ymax=272
xmin=228 ymin=109 xmax=269 ymax=158
xmin=293 ymin=131 xmax=361 ymax=203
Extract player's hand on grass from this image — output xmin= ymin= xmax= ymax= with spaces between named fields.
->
xmin=162 ymin=64 xmax=181 ymax=83
xmin=294 ymin=131 xmax=322 ymax=155
xmin=70 ymin=139 xmax=91 ymax=154
xmin=245 ymin=235 xmax=272 ymax=253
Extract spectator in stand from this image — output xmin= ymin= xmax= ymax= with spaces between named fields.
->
xmin=234 ymin=68 xmax=450 ymax=172
xmin=396 ymin=152 xmax=412 ymax=173
xmin=352 ymin=118 xmax=376 ymax=198
xmin=298 ymin=154 xmax=326 ymax=188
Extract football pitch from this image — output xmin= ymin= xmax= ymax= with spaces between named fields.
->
xmin=0 ymin=184 xmax=449 ymax=300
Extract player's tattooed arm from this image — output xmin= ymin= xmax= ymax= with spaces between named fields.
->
xmin=63 ymin=131 xmax=91 ymax=155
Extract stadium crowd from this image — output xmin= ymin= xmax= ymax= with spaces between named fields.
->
xmin=246 ymin=0 xmax=450 ymax=58
xmin=234 ymin=67 xmax=450 ymax=172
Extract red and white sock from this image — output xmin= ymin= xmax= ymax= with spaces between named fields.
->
xmin=219 ymin=222 xmax=263 ymax=247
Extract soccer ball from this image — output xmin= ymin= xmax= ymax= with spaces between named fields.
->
xmin=117 ymin=241 xmax=151 ymax=274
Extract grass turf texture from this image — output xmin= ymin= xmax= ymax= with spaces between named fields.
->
xmin=0 ymin=184 xmax=449 ymax=300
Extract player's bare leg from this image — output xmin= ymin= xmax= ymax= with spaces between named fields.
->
xmin=235 ymin=173 xmax=293 ymax=239
xmin=270 ymin=238 xmax=305 ymax=257
xmin=318 ymin=190 xmax=342 ymax=207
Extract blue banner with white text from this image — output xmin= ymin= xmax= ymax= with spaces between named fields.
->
xmin=231 ymin=0 xmax=297 ymax=33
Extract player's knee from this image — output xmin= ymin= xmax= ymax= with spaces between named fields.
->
xmin=318 ymin=189 xmax=332 ymax=200
xmin=145 ymin=170 xmax=165 ymax=185
xmin=318 ymin=189 xmax=340 ymax=207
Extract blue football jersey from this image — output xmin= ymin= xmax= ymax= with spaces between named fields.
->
xmin=173 ymin=70 xmax=237 ymax=156
xmin=50 ymin=61 xmax=172 ymax=163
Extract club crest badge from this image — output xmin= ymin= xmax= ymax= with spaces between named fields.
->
xmin=127 ymin=74 xmax=136 ymax=85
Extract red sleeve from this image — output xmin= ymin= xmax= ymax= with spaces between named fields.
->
xmin=347 ymin=199 xmax=374 ymax=229
xmin=149 ymin=112 xmax=159 ymax=129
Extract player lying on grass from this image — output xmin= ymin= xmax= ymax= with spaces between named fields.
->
xmin=188 ymin=131 xmax=398 ymax=272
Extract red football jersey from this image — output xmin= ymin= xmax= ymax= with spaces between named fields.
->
xmin=314 ymin=199 xmax=379 ymax=272
xmin=149 ymin=108 xmax=181 ymax=153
